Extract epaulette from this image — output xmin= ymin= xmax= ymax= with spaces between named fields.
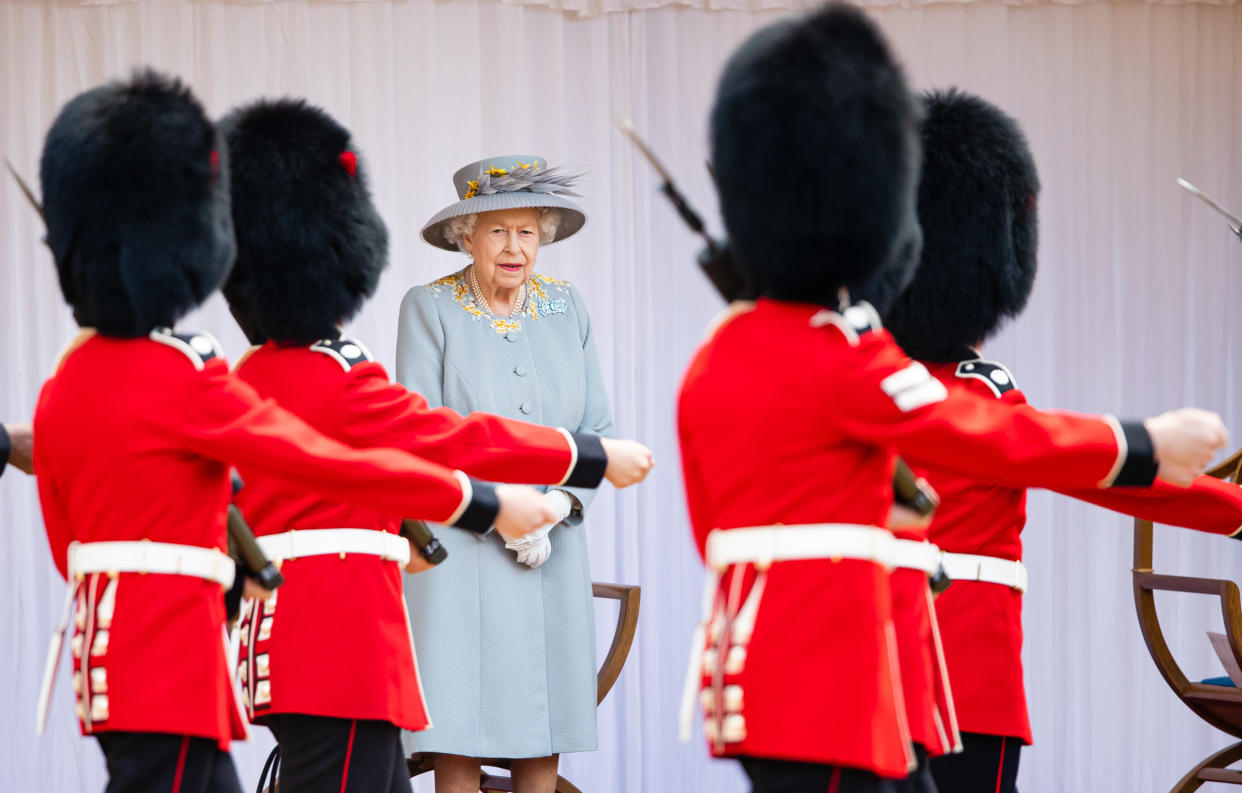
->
xmin=809 ymin=301 xmax=882 ymax=346
xmin=955 ymin=358 xmax=1017 ymax=397
xmin=310 ymin=337 xmax=374 ymax=372
xmin=149 ymin=328 xmax=222 ymax=371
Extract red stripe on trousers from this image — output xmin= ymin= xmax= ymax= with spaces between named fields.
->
xmin=826 ymin=766 xmax=842 ymax=793
xmin=171 ymin=737 xmax=189 ymax=793
xmin=339 ymin=719 xmax=358 ymax=793
xmin=994 ymin=737 xmax=1007 ymax=793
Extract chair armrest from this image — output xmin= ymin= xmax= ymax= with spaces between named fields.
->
xmin=592 ymin=582 xmax=641 ymax=705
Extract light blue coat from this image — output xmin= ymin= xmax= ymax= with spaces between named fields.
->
xmin=396 ymin=268 xmax=613 ymax=758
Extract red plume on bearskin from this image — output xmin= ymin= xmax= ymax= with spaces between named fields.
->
xmin=220 ymin=99 xmax=388 ymax=345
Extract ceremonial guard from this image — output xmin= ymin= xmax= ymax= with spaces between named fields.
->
xmin=219 ymin=99 xmax=652 ymax=793
xmin=31 ymin=71 xmax=558 ymax=793
xmin=872 ymin=89 xmax=1242 ymax=793
xmin=676 ymin=7 xmax=1227 ymax=793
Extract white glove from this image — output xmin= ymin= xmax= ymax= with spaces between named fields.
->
xmin=514 ymin=525 xmax=553 ymax=568
xmin=544 ymin=489 xmax=574 ymax=523
xmin=503 ymin=491 xmax=573 ymax=569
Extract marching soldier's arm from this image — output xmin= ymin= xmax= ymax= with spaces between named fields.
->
xmin=338 ymin=354 xmax=607 ymax=489
xmin=942 ymin=361 xmax=1241 ymax=535
xmin=36 ymin=475 xmax=72 ymax=579
xmin=31 ymin=384 xmax=72 ymax=577
xmin=829 ymin=332 xmax=1159 ymax=492
xmin=677 ymin=401 xmax=714 ymax=560
xmin=1060 ymin=476 xmax=1242 ymax=537
xmin=179 ymin=359 xmax=500 ymax=532
xmin=33 ymin=426 xmax=72 ymax=578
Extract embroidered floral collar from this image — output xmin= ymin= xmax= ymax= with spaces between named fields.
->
xmin=426 ymin=269 xmax=571 ymax=334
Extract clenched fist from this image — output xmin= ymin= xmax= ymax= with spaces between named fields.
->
xmin=494 ymin=484 xmax=561 ymax=540
xmin=601 ymin=438 xmax=655 ymax=488
xmin=1145 ymin=408 xmax=1229 ymax=487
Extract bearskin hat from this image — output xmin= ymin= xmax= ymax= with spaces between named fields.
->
xmin=39 ymin=69 xmax=234 ymax=337
xmin=709 ymin=3 xmax=922 ymax=308
xmin=881 ymin=89 xmax=1040 ymax=362
xmin=220 ymin=99 xmax=387 ymax=345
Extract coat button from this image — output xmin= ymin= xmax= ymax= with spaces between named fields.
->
xmin=514 ymin=366 xmax=527 ymax=377
xmin=506 ymin=331 xmax=519 ymax=342
xmin=519 ymin=402 xmax=532 ymax=414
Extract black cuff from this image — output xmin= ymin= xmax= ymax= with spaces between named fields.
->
xmin=1112 ymin=420 xmax=1159 ymax=487
xmin=452 ymin=478 xmax=500 ymax=534
xmin=224 ymin=561 xmax=247 ymax=621
xmin=0 ymin=424 xmax=9 ymax=480
xmin=564 ymin=432 xmax=608 ymax=489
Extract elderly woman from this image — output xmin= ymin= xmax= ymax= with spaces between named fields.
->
xmin=397 ymin=155 xmax=617 ymax=793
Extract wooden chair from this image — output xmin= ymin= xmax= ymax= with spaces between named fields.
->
xmin=407 ymin=582 xmax=641 ymax=793
xmin=1134 ymin=448 xmax=1242 ymax=791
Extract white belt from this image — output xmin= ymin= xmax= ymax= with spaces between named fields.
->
xmin=257 ymin=528 xmax=410 ymax=566
xmin=891 ymin=539 xmax=944 ymax=576
xmin=38 ymin=540 xmax=235 ymax=735
xmin=705 ymin=524 xmax=898 ymax=571
xmin=940 ymin=552 xmax=1028 ymax=593
xmin=68 ymin=540 xmax=236 ymax=588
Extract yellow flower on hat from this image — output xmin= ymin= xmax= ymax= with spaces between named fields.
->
xmin=486 ymin=166 xmax=509 ymax=177
xmin=464 ymin=179 xmax=480 ymax=199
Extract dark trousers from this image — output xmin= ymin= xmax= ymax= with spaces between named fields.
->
xmin=895 ymin=744 xmax=936 ymax=793
xmin=929 ymin=732 xmax=1021 ymax=793
xmin=266 ymin=714 xmax=409 ymax=793
xmin=96 ymin=732 xmax=242 ymax=793
xmin=740 ymin=756 xmax=899 ymax=793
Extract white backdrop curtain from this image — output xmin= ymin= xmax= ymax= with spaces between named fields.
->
xmin=49 ymin=0 xmax=1242 ymax=18
xmin=2 ymin=1 xmax=1242 ymax=791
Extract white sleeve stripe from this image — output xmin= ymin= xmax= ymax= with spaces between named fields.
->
xmin=445 ymin=470 xmax=473 ymax=525
xmin=554 ymin=427 xmax=579 ymax=487
xmin=881 ymin=362 xmax=948 ymax=412
xmin=1098 ymin=415 xmax=1128 ymax=488
xmin=892 ymin=380 xmax=948 ymax=412
xmin=881 ymin=362 xmax=933 ymax=396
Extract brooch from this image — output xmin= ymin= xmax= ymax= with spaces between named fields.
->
xmin=533 ymin=297 xmax=569 ymax=316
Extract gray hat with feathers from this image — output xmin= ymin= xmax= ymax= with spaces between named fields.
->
xmin=421 ymin=155 xmax=586 ymax=251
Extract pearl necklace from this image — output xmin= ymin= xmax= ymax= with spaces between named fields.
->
xmin=468 ymin=265 xmax=527 ymax=318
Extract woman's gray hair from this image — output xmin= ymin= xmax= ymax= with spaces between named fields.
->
xmin=444 ymin=208 xmax=562 ymax=254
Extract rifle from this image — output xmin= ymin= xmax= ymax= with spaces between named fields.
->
xmin=228 ymin=473 xmax=285 ymax=590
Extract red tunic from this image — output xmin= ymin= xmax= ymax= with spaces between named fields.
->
xmin=34 ymin=330 xmax=493 ymax=750
xmin=889 ymin=530 xmax=959 ymax=758
xmin=677 ymin=299 xmax=1158 ymax=778
xmin=916 ymin=357 xmax=1242 ymax=744
xmin=231 ymin=338 xmax=605 ymax=730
